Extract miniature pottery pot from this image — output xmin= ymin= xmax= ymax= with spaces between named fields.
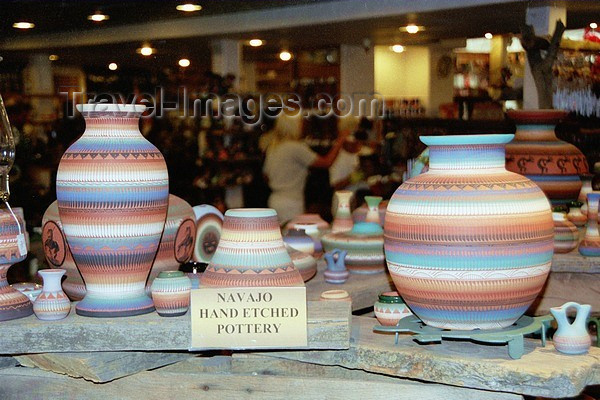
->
xmin=352 ymin=200 xmax=388 ymax=225
xmin=286 ymin=244 xmax=317 ymax=282
xmin=200 ymin=208 xmax=304 ymax=287
xmin=331 ymin=190 xmax=353 ymax=233
xmin=192 ymin=204 xmax=224 ymax=263
xmin=374 ymin=291 xmax=413 ymax=326
xmin=0 ymin=208 xmax=32 ymax=321
xmin=11 ymin=282 xmax=42 ymax=302
xmin=33 ymin=269 xmax=71 ymax=321
xmin=319 ymin=289 xmax=350 ymax=302
xmin=285 ymin=214 xmax=329 ymax=232
xmin=364 ymin=196 xmax=383 ymax=224
xmin=553 ymin=212 xmax=579 ymax=254
xmin=505 ymin=110 xmax=587 ymax=205
xmin=579 ymin=192 xmax=600 ymax=256
xmin=56 ymin=104 xmax=169 ymax=317
xmin=579 ymin=174 xmax=594 ymax=216
xmin=323 ymin=249 xmax=349 ymax=284
xmin=567 ymin=201 xmax=587 ymax=227
xmin=385 ymin=134 xmax=554 ymax=330
xmin=283 ymin=228 xmax=315 ymax=255
xmin=150 ymin=270 xmax=192 ymax=317
xmin=551 ymin=302 xmax=592 ymax=355
xmin=293 ymin=223 xmax=322 ymax=254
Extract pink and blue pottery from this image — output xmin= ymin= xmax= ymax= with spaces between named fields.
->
xmin=567 ymin=201 xmax=587 ymax=227
xmin=364 ymin=196 xmax=383 ymax=224
xmin=0 ymin=208 xmax=32 ymax=321
xmin=293 ymin=223 xmax=323 ymax=255
xmin=319 ymin=289 xmax=351 ymax=302
xmin=579 ymin=192 xmax=600 ymax=257
xmin=352 ymin=200 xmax=388 ymax=225
xmin=285 ymin=213 xmax=330 ymax=232
xmin=283 ymin=228 xmax=315 ymax=255
xmin=200 ymin=208 xmax=304 ymax=287
xmin=323 ymin=249 xmax=349 ymax=284
xmin=150 ymin=270 xmax=192 ymax=317
xmin=286 ymin=244 xmax=317 ymax=282
xmin=374 ymin=291 xmax=413 ymax=326
xmin=551 ymin=302 xmax=592 ymax=355
xmin=192 ymin=204 xmax=224 ymax=263
xmin=11 ymin=282 xmax=43 ymax=302
xmin=552 ymin=212 xmax=579 ymax=254
xmin=56 ymin=104 xmax=169 ymax=317
xmin=331 ymin=190 xmax=354 ymax=233
xmin=385 ymin=134 xmax=554 ymax=330
xmin=33 ymin=269 xmax=71 ymax=321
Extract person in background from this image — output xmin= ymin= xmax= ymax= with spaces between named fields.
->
xmin=263 ymin=113 xmax=349 ymax=224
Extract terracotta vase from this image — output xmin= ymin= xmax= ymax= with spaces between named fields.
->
xmin=579 ymin=192 xmax=600 ymax=257
xmin=286 ymin=244 xmax=317 ymax=282
xmin=192 ymin=204 xmax=223 ymax=263
xmin=374 ymin=291 xmax=413 ymax=326
xmin=293 ymin=223 xmax=322 ymax=255
xmin=200 ymin=208 xmax=304 ymax=287
xmin=331 ymin=190 xmax=354 ymax=233
xmin=552 ymin=212 xmax=579 ymax=254
xmin=0 ymin=208 xmax=32 ymax=321
xmin=579 ymin=174 xmax=594 ymax=216
xmin=567 ymin=201 xmax=587 ymax=227
xmin=385 ymin=134 xmax=554 ymax=330
xmin=283 ymin=228 xmax=315 ymax=255
xmin=285 ymin=214 xmax=329 ymax=232
xmin=150 ymin=270 xmax=191 ymax=317
xmin=551 ymin=302 xmax=592 ymax=355
xmin=505 ymin=110 xmax=588 ymax=205
xmin=33 ymin=269 xmax=71 ymax=321
xmin=352 ymin=200 xmax=388 ymax=225
xmin=56 ymin=104 xmax=169 ymax=317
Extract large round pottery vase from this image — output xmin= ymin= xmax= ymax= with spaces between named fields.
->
xmin=192 ymin=204 xmax=223 ymax=264
xmin=56 ymin=104 xmax=169 ymax=317
xmin=200 ymin=208 xmax=304 ymax=287
xmin=0 ymin=209 xmax=32 ymax=321
xmin=505 ymin=110 xmax=587 ymax=205
xmin=385 ymin=134 xmax=554 ymax=330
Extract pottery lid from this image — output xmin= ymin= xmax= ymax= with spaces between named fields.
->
xmin=158 ymin=270 xmax=185 ymax=279
xmin=225 ymin=208 xmax=277 ymax=218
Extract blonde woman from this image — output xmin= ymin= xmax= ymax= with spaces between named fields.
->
xmin=263 ymin=113 xmax=349 ymax=223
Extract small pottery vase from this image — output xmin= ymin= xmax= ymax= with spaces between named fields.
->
xmin=192 ymin=204 xmax=224 ymax=263
xmin=579 ymin=174 xmax=594 ymax=216
xmin=56 ymin=104 xmax=169 ymax=317
xmin=33 ymin=269 xmax=71 ymax=321
xmin=567 ymin=201 xmax=587 ymax=227
xmin=385 ymin=134 xmax=554 ymax=330
xmin=364 ymin=196 xmax=383 ymax=224
xmin=579 ymin=192 xmax=600 ymax=256
xmin=283 ymin=228 xmax=315 ymax=255
xmin=506 ymin=109 xmax=588 ymax=205
xmin=0 ymin=208 xmax=32 ymax=321
xmin=286 ymin=244 xmax=317 ymax=282
xmin=200 ymin=208 xmax=304 ymax=287
xmin=150 ymin=271 xmax=192 ymax=317
xmin=11 ymin=282 xmax=42 ymax=302
xmin=285 ymin=214 xmax=330 ymax=232
xmin=551 ymin=301 xmax=592 ymax=355
xmin=331 ymin=190 xmax=354 ymax=233
xmin=352 ymin=200 xmax=388 ymax=225
xmin=323 ymin=249 xmax=349 ymax=284
xmin=374 ymin=291 xmax=413 ymax=326
xmin=553 ymin=212 xmax=579 ymax=254
xmin=293 ymin=223 xmax=323 ymax=255
xmin=319 ymin=289 xmax=351 ymax=302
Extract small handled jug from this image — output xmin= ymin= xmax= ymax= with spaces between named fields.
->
xmin=323 ymin=249 xmax=349 ymax=284
xmin=550 ymin=302 xmax=592 ymax=355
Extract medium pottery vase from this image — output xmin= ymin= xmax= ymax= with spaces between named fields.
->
xmin=192 ymin=204 xmax=223 ymax=263
xmin=285 ymin=214 xmax=330 ymax=232
xmin=56 ymin=104 xmax=169 ymax=317
xmin=0 ymin=208 xmax=32 ymax=321
xmin=352 ymin=200 xmax=388 ymax=225
xmin=374 ymin=291 xmax=413 ymax=326
xmin=286 ymin=244 xmax=317 ymax=282
xmin=150 ymin=270 xmax=192 ymax=317
xmin=552 ymin=212 xmax=579 ymax=254
xmin=200 ymin=208 xmax=304 ymax=287
xmin=33 ymin=269 xmax=71 ymax=321
xmin=11 ymin=282 xmax=42 ymax=302
xmin=385 ymin=134 xmax=554 ymax=330
xmin=579 ymin=174 xmax=594 ymax=216
xmin=323 ymin=249 xmax=349 ymax=284
xmin=551 ymin=302 xmax=592 ymax=355
xmin=579 ymin=192 xmax=600 ymax=257
xmin=567 ymin=201 xmax=587 ymax=227
xmin=283 ymin=228 xmax=315 ymax=255
xmin=505 ymin=110 xmax=587 ymax=205
xmin=293 ymin=223 xmax=323 ymax=255
xmin=331 ymin=190 xmax=354 ymax=233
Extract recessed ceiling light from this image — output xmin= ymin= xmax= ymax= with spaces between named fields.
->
xmin=485 ymin=32 xmax=493 ymax=39
xmin=591 ymin=22 xmax=598 ymax=29
xmin=108 ymin=63 xmax=118 ymax=71
xmin=48 ymin=54 xmax=59 ymax=61
xmin=137 ymin=46 xmax=155 ymax=56
xmin=13 ymin=22 xmax=35 ymax=29
xmin=249 ymin=39 xmax=264 ymax=47
xmin=390 ymin=44 xmax=405 ymax=53
xmin=405 ymin=24 xmax=419 ymax=34
xmin=87 ymin=13 xmax=109 ymax=22
xmin=176 ymin=3 xmax=202 ymax=12
xmin=178 ymin=58 xmax=191 ymax=67
xmin=279 ymin=51 xmax=292 ymax=61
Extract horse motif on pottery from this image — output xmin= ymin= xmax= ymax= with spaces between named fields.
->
xmin=44 ymin=228 xmax=60 ymax=260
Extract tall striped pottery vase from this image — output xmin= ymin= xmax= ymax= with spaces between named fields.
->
xmin=56 ymin=104 xmax=169 ymax=317
xmin=505 ymin=110 xmax=587 ymax=205
xmin=385 ymin=134 xmax=554 ymax=330
xmin=579 ymin=192 xmax=600 ymax=257
xmin=331 ymin=190 xmax=354 ymax=233
xmin=200 ymin=208 xmax=304 ymax=287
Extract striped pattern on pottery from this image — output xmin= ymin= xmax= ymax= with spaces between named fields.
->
xmin=553 ymin=334 xmax=592 ymax=355
xmin=579 ymin=192 xmax=600 ymax=256
xmin=33 ymin=291 xmax=71 ymax=321
xmin=385 ymin=135 xmax=554 ymax=330
xmin=553 ymin=213 xmax=579 ymax=253
xmin=151 ymin=272 xmax=191 ymax=317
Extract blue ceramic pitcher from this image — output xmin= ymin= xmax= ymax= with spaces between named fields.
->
xmin=550 ymin=302 xmax=592 ymax=355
